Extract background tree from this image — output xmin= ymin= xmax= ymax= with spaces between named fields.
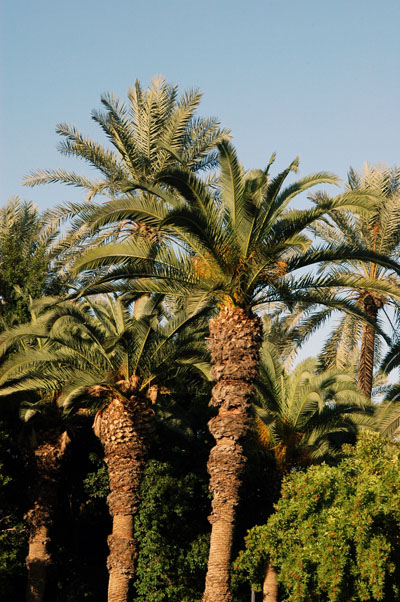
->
xmin=0 ymin=198 xmax=64 ymax=326
xmin=233 ymin=346 xmax=372 ymax=602
xmin=0 ymin=299 xmax=72 ymax=602
xmin=254 ymin=347 xmax=372 ymax=474
xmin=0 ymin=412 xmax=27 ymax=600
xmin=305 ymin=164 xmax=400 ymax=397
xmin=23 ymin=76 xmax=230 ymax=262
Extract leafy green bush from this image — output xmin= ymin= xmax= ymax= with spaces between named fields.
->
xmin=0 ymin=420 xmax=27 ymax=600
xmin=234 ymin=433 xmax=400 ymax=601
xmin=134 ymin=459 xmax=210 ymax=602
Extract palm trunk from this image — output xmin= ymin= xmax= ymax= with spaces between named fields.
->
xmin=357 ymin=295 xmax=381 ymax=398
xmin=203 ymin=306 xmax=262 ymax=602
xmin=25 ymin=524 xmax=50 ymax=602
xmin=25 ymin=429 xmax=70 ymax=602
xmin=97 ymin=395 xmax=154 ymax=602
xmin=262 ymin=564 xmax=278 ymax=602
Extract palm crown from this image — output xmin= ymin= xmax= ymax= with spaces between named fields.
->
xmin=23 ymin=77 xmax=230 ymax=273
xmin=71 ymin=141 xmax=400 ymax=319
xmin=254 ymin=343 xmax=372 ymax=473
xmin=24 ymin=76 xmax=229 ymax=214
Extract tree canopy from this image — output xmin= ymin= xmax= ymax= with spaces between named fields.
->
xmin=234 ymin=433 xmax=400 ymax=602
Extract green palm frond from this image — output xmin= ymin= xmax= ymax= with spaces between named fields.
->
xmin=56 ymin=122 xmax=127 ymax=181
xmin=381 ymin=336 xmax=400 ymax=373
xmin=317 ymin=313 xmax=362 ymax=372
xmin=253 ymin=347 xmax=371 ymax=471
xmin=374 ymin=400 xmax=400 ymax=437
xmin=217 ymin=140 xmax=245 ymax=228
xmin=284 ymin=244 xmax=400 ymax=276
xmin=23 ymin=168 xmax=109 ymax=194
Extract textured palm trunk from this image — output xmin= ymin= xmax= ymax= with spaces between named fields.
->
xmin=25 ymin=524 xmax=50 ymax=602
xmin=357 ymin=295 xmax=381 ymax=398
xmin=25 ymin=428 xmax=70 ymax=602
xmin=203 ymin=306 xmax=262 ymax=602
xmin=262 ymin=564 xmax=278 ymax=602
xmin=97 ymin=395 xmax=154 ymax=602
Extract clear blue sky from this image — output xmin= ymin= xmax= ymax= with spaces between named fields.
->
xmin=1 ymin=0 xmax=399 ymax=211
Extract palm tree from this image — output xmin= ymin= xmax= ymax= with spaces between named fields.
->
xmin=0 ymin=294 xmax=208 ymax=602
xmin=254 ymin=346 xmax=372 ymax=474
xmin=23 ymin=76 xmax=229 ymax=263
xmin=0 ymin=301 xmax=71 ymax=602
xmin=306 ymin=164 xmax=400 ymax=397
xmin=68 ymin=140 xmax=400 ymax=602
xmin=0 ymin=198 xmax=65 ymax=326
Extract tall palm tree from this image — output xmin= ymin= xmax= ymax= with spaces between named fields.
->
xmin=68 ymin=141 xmax=400 ymax=602
xmin=306 ymin=164 xmax=400 ymax=397
xmin=0 ymin=294 xmax=208 ymax=602
xmin=23 ymin=76 xmax=229 ymax=264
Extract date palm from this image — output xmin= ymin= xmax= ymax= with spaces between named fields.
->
xmin=69 ymin=140 xmax=400 ymax=602
xmin=0 ymin=294 xmax=208 ymax=602
xmin=23 ymin=76 xmax=229 ymax=263
xmin=0 ymin=197 xmax=65 ymax=326
xmin=0 ymin=301 xmax=70 ymax=602
xmin=307 ymin=164 xmax=400 ymax=397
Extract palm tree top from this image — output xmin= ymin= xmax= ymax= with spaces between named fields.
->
xmin=71 ymin=141 xmax=400 ymax=322
xmin=0 ymin=294 xmax=209 ymax=413
xmin=23 ymin=76 xmax=230 ymax=200
xmin=253 ymin=343 xmax=372 ymax=472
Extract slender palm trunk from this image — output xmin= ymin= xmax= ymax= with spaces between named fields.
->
xmin=25 ymin=429 xmax=69 ymax=602
xmin=203 ymin=306 xmax=262 ymax=602
xmin=357 ymin=295 xmax=381 ymax=398
xmin=97 ymin=395 xmax=154 ymax=602
xmin=263 ymin=564 xmax=278 ymax=602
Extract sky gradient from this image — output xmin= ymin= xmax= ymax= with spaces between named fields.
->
xmin=2 ymin=0 xmax=399 ymax=210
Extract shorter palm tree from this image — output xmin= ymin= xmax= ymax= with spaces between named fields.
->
xmin=253 ymin=345 xmax=373 ymax=474
xmin=0 ymin=294 xmax=209 ymax=602
xmin=0 ymin=301 xmax=71 ymax=602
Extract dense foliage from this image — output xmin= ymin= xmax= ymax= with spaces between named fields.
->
xmin=133 ymin=459 xmax=210 ymax=602
xmin=0 ymin=417 xmax=27 ymax=600
xmin=234 ymin=433 xmax=400 ymax=601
